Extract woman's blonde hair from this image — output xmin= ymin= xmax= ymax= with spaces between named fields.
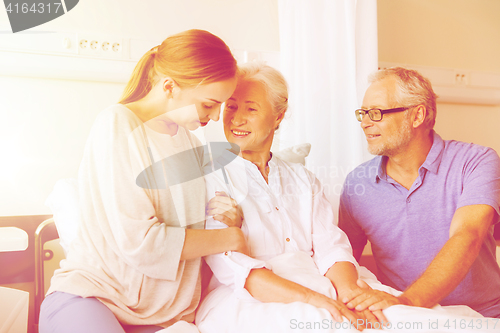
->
xmin=237 ymin=61 xmax=289 ymax=116
xmin=119 ymin=29 xmax=237 ymax=104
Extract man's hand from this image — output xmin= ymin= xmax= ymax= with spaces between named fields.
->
xmin=206 ymin=191 xmax=243 ymax=228
xmin=341 ymin=279 xmax=411 ymax=313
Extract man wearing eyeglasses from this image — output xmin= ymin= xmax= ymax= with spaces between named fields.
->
xmin=338 ymin=67 xmax=500 ymax=318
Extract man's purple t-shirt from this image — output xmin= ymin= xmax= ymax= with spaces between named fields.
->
xmin=339 ymin=131 xmax=500 ymax=317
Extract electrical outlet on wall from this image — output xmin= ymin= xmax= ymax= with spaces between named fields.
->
xmin=77 ymin=35 xmax=125 ymax=59
xmin=454 ymin=71 xmax=469 ymax=86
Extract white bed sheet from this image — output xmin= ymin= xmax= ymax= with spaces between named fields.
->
xmin=196 ymin=252 xmax=497 ymax=333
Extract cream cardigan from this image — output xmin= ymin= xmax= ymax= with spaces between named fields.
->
xmin=49 ymin=104 xmax=205 ymax=327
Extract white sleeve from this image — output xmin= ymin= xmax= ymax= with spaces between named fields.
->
xmin=308 ymin=173 xmax=358 ymax=275
xmin=204 ymin=170 xmax=267 ymax=295
xmin=205 ymin=250 xmax=266 ymax=295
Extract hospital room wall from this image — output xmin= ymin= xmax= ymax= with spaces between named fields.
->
xmin=0 ymin=0 xmax=280 ymax=216
xmin=377 ymin=0 xmax=500 ymax=154
xmin=2 ymin=0 xmax=500 ymax=216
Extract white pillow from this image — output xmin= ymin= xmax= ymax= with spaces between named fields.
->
xmin=44 ymin=178 xmax=81 ymax=255
xmin=273 ymin=143 xmax=311 ymax=165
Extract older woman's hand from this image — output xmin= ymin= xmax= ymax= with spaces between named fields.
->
xmin=206 ymin=191 xmax=243 ymax=228
xmin=304 ymin=291 xmax=368 ymax=330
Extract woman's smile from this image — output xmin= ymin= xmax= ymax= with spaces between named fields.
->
xmin=230 ymin=129 xmax=251 ymax=137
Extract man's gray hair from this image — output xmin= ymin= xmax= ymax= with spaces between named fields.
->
xmin=369 ymin=67 xmax=438 ymax=129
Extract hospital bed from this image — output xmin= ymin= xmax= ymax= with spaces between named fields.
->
xmin=33 ymin=218 xmax=59 ymax=333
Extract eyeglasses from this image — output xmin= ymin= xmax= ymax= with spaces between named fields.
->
xmin=355 ymin=106 xmax=416 ymax=122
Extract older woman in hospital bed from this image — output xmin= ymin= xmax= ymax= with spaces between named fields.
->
xmin=195 ymin=62 xmax=499 ymax=333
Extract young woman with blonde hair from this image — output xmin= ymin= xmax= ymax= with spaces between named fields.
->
xmin=40 ymin=29 xmax=246 ymax=333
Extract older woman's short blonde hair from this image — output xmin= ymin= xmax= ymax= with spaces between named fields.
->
xmin=237 ymin=61 xmax=289 ymax=117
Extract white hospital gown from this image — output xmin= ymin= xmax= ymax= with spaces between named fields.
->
xmin=202 ymin=151 xmax=357 ymax=287
xmin=196 ymin=151 xmax=498 ymax=333
xmin=197 ymin=151 xmax=360 ymax=332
